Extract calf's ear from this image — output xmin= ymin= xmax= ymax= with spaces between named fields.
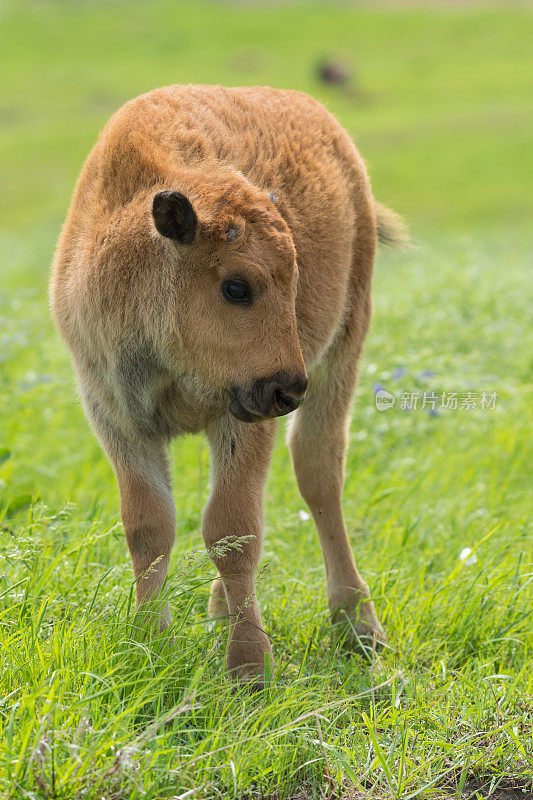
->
xmin=152 ymin=191 xmax=198 ymax=244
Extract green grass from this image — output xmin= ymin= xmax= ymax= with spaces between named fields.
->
xmin=1 ymin=2 xmax=532 ymax=798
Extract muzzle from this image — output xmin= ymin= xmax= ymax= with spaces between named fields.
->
xmin=230 ymin=371 xmax=308 ymax=422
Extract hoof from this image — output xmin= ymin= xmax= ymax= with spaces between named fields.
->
xmin=230 ymin=674 xmax=266 ymax=694
xmin=208 ymin=577 xmax=229 ymax=621
xmin=331 ymin=601 xmax=386 ymax=659
xmin=337 ymin=616 xmax=387 ymax=657
xmin=134 ymin=600 xmax=172 ymax=636
xmin=226 ymin=625 xmax=273 ymax=687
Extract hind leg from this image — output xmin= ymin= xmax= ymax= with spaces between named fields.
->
xmin=288 ymin=327 xmax=385 ymax=652
xmin=208 ymin=575 xmax=229 ymax=620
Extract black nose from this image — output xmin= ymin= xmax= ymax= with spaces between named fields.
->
xmin=230 ymin=371 xmax=308 ymax=422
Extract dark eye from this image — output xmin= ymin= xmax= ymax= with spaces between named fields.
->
xmin=222 ymin=279 xmax=252 ymax=305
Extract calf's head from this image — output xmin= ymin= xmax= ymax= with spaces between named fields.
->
xmin=152 ymin=186 xmax=307 ymax=421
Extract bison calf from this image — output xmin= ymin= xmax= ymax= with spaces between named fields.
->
xmin=51 ymin=85 xmax=405 ymax=683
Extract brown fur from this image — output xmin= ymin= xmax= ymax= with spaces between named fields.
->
xmin=51 ymin=85 xmax=405 ymax=682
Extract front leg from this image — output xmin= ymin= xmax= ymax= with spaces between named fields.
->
xmin=113 ymin=438 xmax=176 ymax=630
xmin=203 ymin=417 xmax=275 ymax=684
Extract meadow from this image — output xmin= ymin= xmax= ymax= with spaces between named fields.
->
xmin=0 ymin=1 xmax=532 ymax=798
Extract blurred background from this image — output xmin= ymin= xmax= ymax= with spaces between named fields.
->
xmin=2 ymin=0 xmax=532 ymax=235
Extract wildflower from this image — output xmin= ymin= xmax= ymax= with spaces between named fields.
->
xmin=298 ymin=510 xmax=311 ymax=521
xmin=459 ymin=547 xmax=477 ymax=566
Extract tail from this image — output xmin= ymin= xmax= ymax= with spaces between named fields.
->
xmin=374 ymin=201 xmax=410 ymax=249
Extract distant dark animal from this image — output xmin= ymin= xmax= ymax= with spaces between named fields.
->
xmin=318 ymin=59 xmax=351 ymax=86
